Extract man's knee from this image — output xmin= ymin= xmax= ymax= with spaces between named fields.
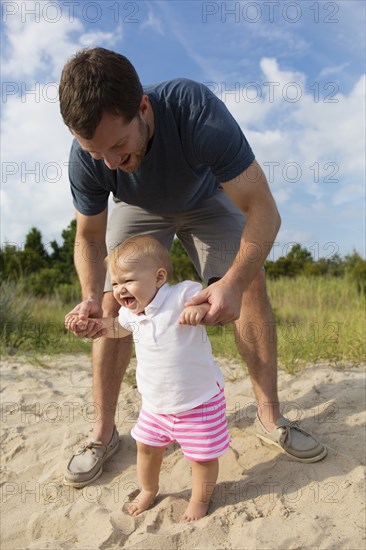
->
xmin=102 ymin=291 xmax=120 ymax=317
xmin=246 ymin=269 xmax=267 ymax=300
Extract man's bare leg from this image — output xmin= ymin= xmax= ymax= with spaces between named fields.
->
xmin=63 ymin=291 xmax=133 ymax=487
xmin=234 ymin=270 xmax=327 ymax=461
xmin=92 ymin=291 xmax=132 ymax=444
xmin=235 ymin=270 xmax=280 ymax=430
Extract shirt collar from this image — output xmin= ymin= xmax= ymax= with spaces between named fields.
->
xmin=144 ymin=283 xmax=170 ymax=316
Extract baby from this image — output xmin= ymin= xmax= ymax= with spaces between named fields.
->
xmin=65 ymin=235 xmax=230 ymax=521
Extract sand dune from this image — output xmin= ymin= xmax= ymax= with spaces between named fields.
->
xmin=1 ymin=354 xmax=365 ymax=549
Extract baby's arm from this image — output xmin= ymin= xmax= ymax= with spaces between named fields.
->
xmin=179 ymin=303 xmax=211 ymax=326
xmin=97 ymin=317 xmax=131 ymax=338
xmin=65 ymin=314 xmax=131 ymax=338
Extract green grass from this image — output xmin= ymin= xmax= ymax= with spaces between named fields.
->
xmin=1 ymin=277 xmax=364 ymax=373
xmin=0 ymin=281 xmax=91 ymax=355
xmin=196 ymin=276 xmax=365 ymax=373
xmin=267 ymin=276 xmax=365 ymax=372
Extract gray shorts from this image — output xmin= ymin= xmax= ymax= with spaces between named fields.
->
xmin=104 ymin=188 xmax=246 ymax=291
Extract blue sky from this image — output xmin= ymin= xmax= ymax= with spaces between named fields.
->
xmin=1 ymin=0 xmax=365 ymax=260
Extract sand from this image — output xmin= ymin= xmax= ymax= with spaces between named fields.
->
xmin=1 ymin=354 xmax=365 ymax=550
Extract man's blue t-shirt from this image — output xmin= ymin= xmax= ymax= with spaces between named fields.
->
xmin=69 ymin=78 xmax=255 ymax=216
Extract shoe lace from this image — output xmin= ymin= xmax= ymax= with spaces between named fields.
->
xmin=75 ymin=440 xmax=107 ymax=456
xmin=277 ymin=421 xmax=309 ymax=445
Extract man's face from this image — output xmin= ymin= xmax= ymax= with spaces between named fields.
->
xmin=72 ymin=97 xmax=152 ymax=173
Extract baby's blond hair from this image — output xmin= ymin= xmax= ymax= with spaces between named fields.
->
xmin=106 ymin=235 xmax=173 ymax=280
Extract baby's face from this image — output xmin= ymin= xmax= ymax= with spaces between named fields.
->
xmin=110 ymin=255 xmax=165 ymax=314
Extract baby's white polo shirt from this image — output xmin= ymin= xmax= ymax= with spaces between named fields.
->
xmin=118 ymin=281 xmax=224 ymax=414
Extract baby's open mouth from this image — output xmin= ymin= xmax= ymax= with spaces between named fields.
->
xmin=124 ymin=296 xmax=136 ymax=308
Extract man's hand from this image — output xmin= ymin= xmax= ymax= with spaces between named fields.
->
xmin=64 ymin=300 xmax=105 ymax=339
xmin=179 ymin=303 xmax=210 ymax=326
xmin=183 ymin=280 xmax=243 ymax=325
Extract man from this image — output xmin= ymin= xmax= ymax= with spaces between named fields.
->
xmin=59 ymin=47 xmax=326 ymax=488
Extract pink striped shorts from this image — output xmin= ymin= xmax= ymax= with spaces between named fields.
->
xmin=131 ymin=387 xmax=230 ymax=462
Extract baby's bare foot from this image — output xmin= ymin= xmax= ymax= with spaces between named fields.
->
xmin=181 ymin=498 xmax=210 ymax=522
xmin=127 ymin=489 xmax=158 ymax=516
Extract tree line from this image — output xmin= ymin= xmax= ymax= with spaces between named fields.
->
xmin=1 ymin=220 xmax=365 ymax=300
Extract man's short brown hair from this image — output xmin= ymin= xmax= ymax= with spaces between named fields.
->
xmin=59 ymin=47 xmax=143 ymax=138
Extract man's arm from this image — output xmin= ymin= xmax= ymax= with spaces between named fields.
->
xmin=185 ymin=160 xmax=281 ymax=324
xmin=74 ymin=208 xmax=108 ymax=303
xmin=220 ymin=159 xmax=281 ymax=291
xmin=66 ymin=207 xmax=109 ymax=337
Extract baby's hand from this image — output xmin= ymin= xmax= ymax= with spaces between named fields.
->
xmin=179 ymin=304 xmax=210 ymax=326
xmin=64 ymin=314 xmax=103 ymax=338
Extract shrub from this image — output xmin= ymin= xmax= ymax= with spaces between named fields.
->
xmin=0 ymin=281 xmax=35 ymax=352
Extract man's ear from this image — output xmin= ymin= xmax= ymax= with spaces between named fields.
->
xmin=156 ymin=268 xmax=168 ymax=287
xmin=139 ymin=94 xmax=149 ymax=116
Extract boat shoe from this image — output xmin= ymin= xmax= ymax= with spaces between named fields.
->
xmin=64 ymin=426 xmax=120 ymax=488
xmin=255 ymin=416 xmax=327 ymax=463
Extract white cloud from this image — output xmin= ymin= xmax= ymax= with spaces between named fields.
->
xmin=1 ymin=92 xmax=75 ymax=246
xmin=0 ymin=2 xmax=129 ymax=245
xmin=318 ymin=62 xmax=351 ymax=79
xmin=259 ymin=57 xmax=306 ymax=92
xmin=1 ymin=8 xmax=83 ymax=79
xmin=219 ymin=59 xmax=365 ymax=256
xmin=222 ymin=59 xmax=365 ymax=211
xmin=79 ymin=29 xmax=122 ymax=47
xmin=1 ymin=3 xmax=364 ymax=257
xmin=273 ymin=189 xmax=292 ymax=205
xmin=293 ymin=75 xmax=366 ymax=195
xmin=141 ymin=10 xmax=165 ymax=35
xmin=1 ymin=1 xmax=123 ymax=80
